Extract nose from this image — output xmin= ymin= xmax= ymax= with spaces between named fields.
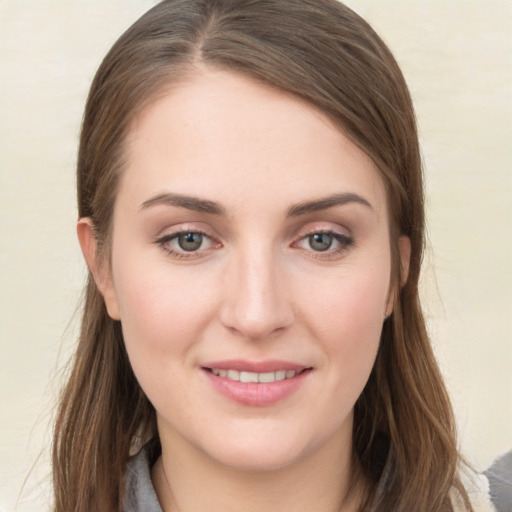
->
xmin=219 ymin=245 xmax=294 ymax=341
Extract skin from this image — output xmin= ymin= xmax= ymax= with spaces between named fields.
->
xmin=79 ymin=68 xmax=410 ymax=512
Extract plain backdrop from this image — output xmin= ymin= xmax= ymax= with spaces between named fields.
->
xmin=1 ymin=1 xmax=511 ymax=510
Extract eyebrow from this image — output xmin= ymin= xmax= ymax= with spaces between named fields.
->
xmin=286 ymin=192 xmax=373 ymax=217
xmin=139 ymin=191 xmax=372 ymax=217
xmin=140 ymin=192 xmax=226 ymax=215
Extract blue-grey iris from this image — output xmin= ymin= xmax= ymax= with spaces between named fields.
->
xmin=309 ymin=233 xmax=333 ymax=251
xmin=178 ymin=233 xmax=203 ymax=251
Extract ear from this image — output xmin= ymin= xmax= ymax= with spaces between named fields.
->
xmin=385 ymin=235 xmax=411 ymax=317
xmin=77 ymin=218 xmax=121 ymax=320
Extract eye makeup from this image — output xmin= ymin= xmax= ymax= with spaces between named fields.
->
xmin=154 ymin=228 xmax=222 ymax=259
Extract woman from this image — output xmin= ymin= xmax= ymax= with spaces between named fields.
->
xmin=51 ymin=1 xmax=501 ymax=511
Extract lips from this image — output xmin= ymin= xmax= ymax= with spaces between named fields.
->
xmin=201 ymin=360 xmax=312 ymax=406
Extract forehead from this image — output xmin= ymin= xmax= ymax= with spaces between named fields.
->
xmin=121 ymin=68 xmax=387 ymax=217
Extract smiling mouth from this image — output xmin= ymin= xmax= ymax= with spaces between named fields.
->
xmin=205 ymin=368 xmax=310 ymax=383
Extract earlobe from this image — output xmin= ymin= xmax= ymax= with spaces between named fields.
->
xmin=77 ymin=218 xmax=121 ymax=320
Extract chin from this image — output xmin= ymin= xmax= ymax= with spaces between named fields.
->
xmin=198 ymin=427 xmax=321 ymax=473
xmin=210 ymin=445 xmax=305 ymax=473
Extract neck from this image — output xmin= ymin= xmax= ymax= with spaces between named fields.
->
xmin=152 ymin=422 xmax=364 ymax=512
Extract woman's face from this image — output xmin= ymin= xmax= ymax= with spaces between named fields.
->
xmin=91 ymin=69 xmax=401 ymax=471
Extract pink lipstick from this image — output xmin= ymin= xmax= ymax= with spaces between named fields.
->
xmin=201 ymin=360 xmax=312 ymax=406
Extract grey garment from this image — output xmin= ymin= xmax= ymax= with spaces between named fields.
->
xmin=123 ymin=443 xmax=163 ymax=512
xmin=122 ymin=442 xmax=510 ymax=511
xmin=486 ymin=450 xmax=512 ymax=512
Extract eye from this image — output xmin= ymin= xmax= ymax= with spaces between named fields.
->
xmin=294 ymin=230 xmax=353 ymax=257
xmin=155 ymin=230 xmax=220 ymax=259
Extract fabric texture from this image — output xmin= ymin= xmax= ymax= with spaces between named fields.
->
xmin=486 ymin=450 xmax=512 ymax=512
xmin=123 ymin=441 xmax=163 ymax=512
xmin=122 ymin=442 xmax=507 ymax=512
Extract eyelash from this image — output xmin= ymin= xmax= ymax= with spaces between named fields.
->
xmin=154 ymin=228 xmax=354 ymax=260
xmin=154 ymin=229 xmax=220 ymax=260
xmin=293 ymin=230 xmax=354 ymax=259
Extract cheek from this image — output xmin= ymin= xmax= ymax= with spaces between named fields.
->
xmin=110 ymin=249 xmax=219 ymax=363
xmin=301 ymin=264 xmax=389 ymax=339
xmin=298 ymin=263 xmax=389 ymax=384
xmin=111 ymin=259 xmax=221 ymax=416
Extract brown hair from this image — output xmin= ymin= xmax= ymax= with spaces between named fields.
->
xmin=53 ymin=1 xmax=471 ymax=511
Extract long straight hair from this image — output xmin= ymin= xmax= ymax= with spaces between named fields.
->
xmin=53 ymin=1 xmax=471 ymax=511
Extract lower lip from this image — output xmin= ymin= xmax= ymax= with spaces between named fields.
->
xmin=203 ymin=369 xmax=311 ymax=407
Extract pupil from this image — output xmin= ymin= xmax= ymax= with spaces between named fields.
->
xmin=178 ymin=233 xmax=203 ymax=251
xmin=309 ymin=233 xmax=332 ymax=251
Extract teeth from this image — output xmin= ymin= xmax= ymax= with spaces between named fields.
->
xmin=275 ymin=370 xmax=286 ymax=381
xmin=258 ymin=372 xmax=276 ymax=383
xmin=240 ymin=371 xmax=259 ymax=383
xmin=212 ymin=369 xmax=228 ymax=377
xmin=227 ymin=369 xmax=240 ymax=381
xmin=210 ymin=368 xmax=300 ymax=382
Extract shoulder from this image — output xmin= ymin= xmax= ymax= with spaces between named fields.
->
xmin=120 ymin=444 xmax=512 ymax=512
xmin=486 ymin=450 xmax=512 ymax=512
xmin=451 ymin=452 xmax=512 ymax=512
xmin=123 ymin=440 xmax=163 ymax=512
xmin=450 ymin=472 xmax=496 ymax=512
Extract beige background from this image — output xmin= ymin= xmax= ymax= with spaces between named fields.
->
xmin=0 ymin=1 xmax=510 ymax=510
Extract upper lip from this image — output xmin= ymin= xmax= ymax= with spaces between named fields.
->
xmin=202 ymin=359 xmax=310 ymax=373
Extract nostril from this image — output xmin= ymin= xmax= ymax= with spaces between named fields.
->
xmin=218 ymin=257 xmax=295 ymax=340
